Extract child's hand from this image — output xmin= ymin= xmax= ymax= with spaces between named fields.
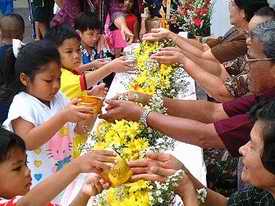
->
xmin=75 ymin=150 xmax=116 ymax=174
xmin=87 ymin=83 xmax=108 ymax=98
xmin=81 ymin=174 xmax=110 ymax=197
xmin=92 ymin=59 xmax=108 ymax=70
xmin=62 ymin=99 xmax=94 ymax=123
xmin=108 ymin=57 xmax=132 ymax=73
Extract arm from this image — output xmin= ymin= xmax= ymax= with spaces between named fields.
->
xmin=146 ymin=112 xmax=225 ymax=149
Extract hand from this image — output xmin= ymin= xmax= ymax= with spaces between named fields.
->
xmin=61 ymin=99 xmax=94 ymax=123
xmin=99 ymin=100 xmax=143 ymax=122
xmin=107 ymin=57 xmax=132 ymax=73
xmin=150 ymin=47 xmax=184 ymax=65
xmin=142 ymin=28 xmax=172 ymax=41
xmin=112 ymin=91 xmax=151 ymax=105
xmin=87 ymin=83 xmax=108 ymax=98
xmin=81 ymin=174 xmax=110 ymax=197
xmin=121 ymin=26 xmax=134 ymax=43
xmin=74 ymin=150 xmax=116 ymax=174
xmin=92 ymin=59 xmax=108 ymax=70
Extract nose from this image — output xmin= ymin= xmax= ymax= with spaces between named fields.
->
xmin=24 ymin=165 xmax=31 ymax=177
xmin=239 ymin=142 xmax=248 ymax=156
xmin=73 ymin=51 xmax=80 ymax=59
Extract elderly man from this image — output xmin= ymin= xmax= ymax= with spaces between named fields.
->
xmin=129 ymin=100 xmax=275 ymax=205
xmin=101 ymin=20 xmax=275 ymax=158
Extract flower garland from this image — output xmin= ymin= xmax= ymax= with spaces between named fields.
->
xmin=82 ymin=40 xmax=189 ymax=206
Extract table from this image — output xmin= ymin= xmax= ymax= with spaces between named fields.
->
xmin=61 ymin=72 xmax=206 ymax=205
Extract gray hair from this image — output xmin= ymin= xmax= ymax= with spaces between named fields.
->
xmin=251 ymin=20 xmax=275 ymax=60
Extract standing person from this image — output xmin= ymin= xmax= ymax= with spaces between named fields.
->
xmin=30 ymin=0 xmax=55 ymax=39
xmin=0 ymin=0 xmax=13 ymax=15
xmin=2 ymin=40 xmax=94 ymax=204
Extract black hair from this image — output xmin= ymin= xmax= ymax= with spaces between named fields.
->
xmin=249 ymin=100 xmax=275 ymax=175
xmin=0 ymin=13 xmax=25 ymax=40
xmin=254 ymin=7 xmax=275 ymax=19
xmin=0 ymin=127 xmax=26 ymax=163
xmin=234 ymin=0 xmax=268 ymax=21
xmin=0 ymin=40 xmax=60 ymax=104
xmin=44 ymin=24 xmax=80 ymax=47
xmin=74 ymin=12 xmax=101 ymax=32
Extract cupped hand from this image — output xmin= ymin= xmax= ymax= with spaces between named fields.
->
xmin=108 ymin=56 xmax=132 ymax=73
xmin=81 ymin=174 xmax=110 ymax=197
xmin=150 ymin=47 xmax=184 ymax=65
xmin=99 ymin=100 xmax=143 ymax=122
xmin=112 ymin=91 xmax=151 ymax=105
xmin=142 ymin=28 xmax=172 ymax=41
xmin=87 ymin=83 xmax=108 ymax=98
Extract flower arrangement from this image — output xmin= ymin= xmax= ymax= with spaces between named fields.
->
xmin=82 ymin=40 xmax=189 ymax=206
xmin=170 ymin=0 xmax=214 ymax=36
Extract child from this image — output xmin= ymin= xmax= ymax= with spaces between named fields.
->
xmin=0 ymin=127 xmax=115 ymax=206
xmin=2 ymin=40 xmax=94 ymax=204
xmin=0 ymin=13 xmax=25 ymax=124
xmin=44 ymin=24 xmax=132 ymax=100
xmin=75 ymin=12 xmax=115 ymax=88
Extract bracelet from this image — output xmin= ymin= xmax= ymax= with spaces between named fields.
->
xmin=139 ymin=108 xmax=151 ymax=127
xmin=196 ymin=187 xmax=207 ymax=205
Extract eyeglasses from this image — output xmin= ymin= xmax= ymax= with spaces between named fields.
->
xmin=244 ymin=55 xmax=275 ymax=63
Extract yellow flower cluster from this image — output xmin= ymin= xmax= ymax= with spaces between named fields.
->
xmin=129 ymin=42 xmax=174 ymax=94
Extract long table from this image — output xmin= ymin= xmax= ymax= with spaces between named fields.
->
xmin=61 ymin=72 xmax=206 ymax=205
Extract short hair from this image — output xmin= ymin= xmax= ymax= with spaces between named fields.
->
xmin=250 ymin=20 xmax=275 ymax=60
xmin=0 ymin=127 xmax=26 ymax=163
xmin=234 ymin=0 xmax=269 ymax=21
xmin=44 ymin=24 xmax=80 ymax=47
xmin=254 ymin=6 xmax=275 ymax=20
xmin=0 ymin=14 xmax=25 ymax=40
xmin=249 ymin=100 xmax=275 ymax=175
xmin=74 ymin=12 xmax=101 ymax=32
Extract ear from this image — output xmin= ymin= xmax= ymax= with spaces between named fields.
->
xmin=19 ymin=73 xmax=30 ymax=87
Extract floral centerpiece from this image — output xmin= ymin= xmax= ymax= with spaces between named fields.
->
xmin=82 ymin=40 xmax=190 ymax=206
xmin=170 ymin=0 xmax=214 ymax=37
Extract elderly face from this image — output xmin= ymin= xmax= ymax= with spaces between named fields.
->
xmin=239 ymin=120 xmax=275 ymax=188
xmin=228 ymin=0 xmax=245 ymax=27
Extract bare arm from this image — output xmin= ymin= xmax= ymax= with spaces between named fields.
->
xmin=146 ymin=112 xmax=225 ymax=149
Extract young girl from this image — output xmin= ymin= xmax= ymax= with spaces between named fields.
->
xmin=2 ymin=40 xmax=94 ymax=204
xmin=0 ymin=127 xmax=115 ymax=206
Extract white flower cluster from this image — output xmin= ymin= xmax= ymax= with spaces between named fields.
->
xmin=149 ymin=169 xmax=185 ymax=206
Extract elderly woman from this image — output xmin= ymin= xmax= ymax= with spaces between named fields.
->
xmin=144 ymin=1 xmax=271 ymax=102
xmin=129 ymin=100 xmax=275 ymax=205
xmin=101 ymin=19 xmax=275 ymax=193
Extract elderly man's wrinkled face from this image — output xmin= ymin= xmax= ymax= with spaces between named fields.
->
xmin=239 ymin=121 xmax=275 ymax=188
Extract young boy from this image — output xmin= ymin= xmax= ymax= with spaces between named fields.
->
xmin=75 ymin=12 xmax=115 ymax=87
xmin=0 ymin=127 xmax=115 ymax=206
xmin=0 ymin=14 xmax=25 ymax=124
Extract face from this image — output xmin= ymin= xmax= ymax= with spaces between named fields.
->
xmin=79 ymin=29 xmax=100 ymax=48
xmin=58 ymin=38 xmax=81 ymax=71
xmin=124 ymin=0 xmax=134 ymax=11
xmin=239 ymin=121 xmax=275 ymax=189
xmin=0 ymin=148 xmax=31 ymax=198
xmin=228 ymin=0 xmax=245 ymax=27
xmin=21 ymin=61 xmax=61 ymax=103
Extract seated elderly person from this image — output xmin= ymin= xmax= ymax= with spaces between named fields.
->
xmin=144 ymin=4 xmax=275 ymax=102
xmin=129 ymin=100 xmax=275 ymax=205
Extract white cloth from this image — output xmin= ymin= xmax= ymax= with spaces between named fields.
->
xmin=3 ymin=91 xmax=75 ymax=204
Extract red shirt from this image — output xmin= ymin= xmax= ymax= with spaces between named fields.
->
xmin=0 ymin=196 xmax=58 ymax=206
xmin=214 ymin=88 xmax=275 ymax=156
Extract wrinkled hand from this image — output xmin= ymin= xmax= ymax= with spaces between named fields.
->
xmin=108 ymin=56 xmax=132 ymax=73
xmin=129 ymin=153 xmax=185 ymax=182
xmin=81 ymin=174 xmax=110 ymax=197
xmin=142 ymin=28 xmax=172 ymax=41
xmin=87 ymin=83 xmax=108 ymax=98
xmin=150 ymin=47 xmax=184 ymax=65
xmin=112 ymin=91 xmax=151 ymax=105
xmin=75 ymin=150 xmax=116 ymax=174
xmin=62 ymin=99 xmax=94 ymax=123
xmin=99 ymin=100 xmax=143 ymax=122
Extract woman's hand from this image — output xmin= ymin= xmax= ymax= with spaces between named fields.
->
xmin=112 ymin=91 xmax=151 ymax=105
xmin=99 ymin=100 xmax=143 ymax=122
xmin=142 ymin=28 xmax=173 ymax=41
xmin=150 ymin=47 xmax=185 ymax=65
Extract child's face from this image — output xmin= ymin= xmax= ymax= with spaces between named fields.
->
xmin=21 ymin=61 xmax=61 ymax=102
xmin=80 ymin=29 xmax=101 ymax=48
xmin=58 ymin=38 xmax=81 ymax=70
xmin=0 ymin=148 xmax=31 ymax=198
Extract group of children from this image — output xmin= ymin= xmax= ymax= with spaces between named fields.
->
xmin=0 ymin=10 xmax=134 ymax=205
